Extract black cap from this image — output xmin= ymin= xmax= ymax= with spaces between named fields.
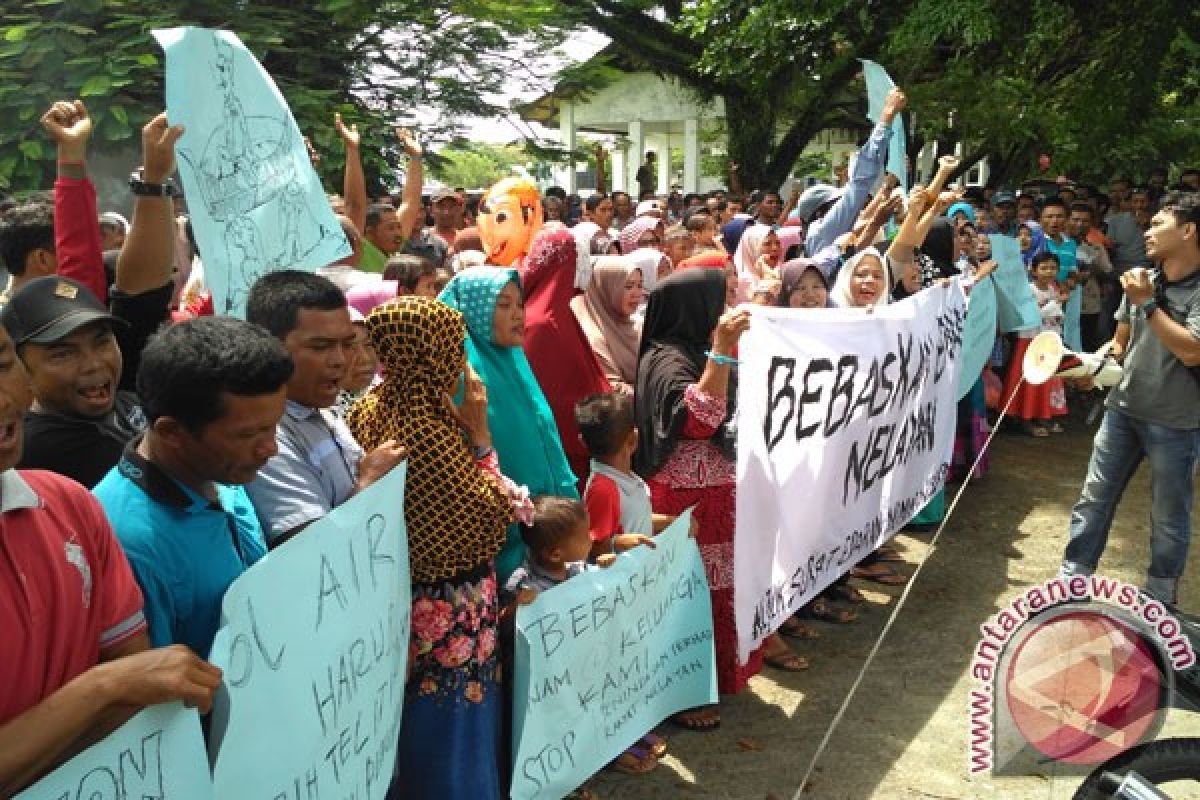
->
xmin=991 ymin=190 xmax=1016 ymax=206
xmin=1 ymin=276 xmax=124 ymax=346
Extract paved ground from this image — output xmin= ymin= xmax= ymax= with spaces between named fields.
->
xmin=587 ymin=412 xmax=1200 ymax=800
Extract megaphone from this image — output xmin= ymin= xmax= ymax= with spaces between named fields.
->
xmin=1023 ymin=331 xmax=1123 ymax=388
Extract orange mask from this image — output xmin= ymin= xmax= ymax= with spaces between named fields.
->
xmin=477 ymin=178 xmax=543 ymax=266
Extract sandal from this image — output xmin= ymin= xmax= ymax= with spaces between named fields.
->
xmin=851 ymin=563 xmax=908 ymax=586
xmin=607 ymin=745 xmax=658 ymax=775
xmin=826 ymin=583 xmax=866 ymax=605
xmin=639 ymin=733 xmax=668 ymax=759
xmin=764 ymin=648 xmax=810 ymax=672
xmin=779 ymin=617 xmax=821 ymax=640
xmin=798 ymin=597 xmax=857 ymax=624
xmin=671 ymin=706 xmax=721 ymax=732
xmin=873 ymin=544 xmax=904 ymax=563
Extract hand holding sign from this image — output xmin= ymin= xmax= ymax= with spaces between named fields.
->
xmin=101 ymin=645 xmax=223 ymax=714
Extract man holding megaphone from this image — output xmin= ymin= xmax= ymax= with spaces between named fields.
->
xmin=1057 ymin=191 xmax=1200 ymax=605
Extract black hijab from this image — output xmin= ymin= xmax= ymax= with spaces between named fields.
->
xmin=634 ymin=268 xmax=734 ymax=476
xmin=922 ymin=218 xmax=959 ymax=278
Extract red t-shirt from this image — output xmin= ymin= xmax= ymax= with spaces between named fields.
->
xmin=584 ymin=472 xmax=624 ymax=543
xmin=0 ymin=470 xmax=145 ymax=724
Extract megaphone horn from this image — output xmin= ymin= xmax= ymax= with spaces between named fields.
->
xmin=1022 ymin=331 xmax=1124 ymax=389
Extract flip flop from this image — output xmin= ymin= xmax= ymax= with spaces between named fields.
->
xmin=779 ymin=617 xmax=821 ymax=640
xmin=606 ymin=745 xmax=658 ymax=775
xmin=639 ymin=733 xmax=668 ymax=759
xmin=798 ymin=597 xmax=857 ymax=624
xmin=851 ymin=565 xmax=908 ymax=586
xmin=873 ymin=545 xmax=905 ymax=562
xmin=826 ymin=583 xmax=866 ymax=605
xmin=764 ymin=649 xmax=810 ymax=672
xmin=671 ymin=707 xmax=721 ymax=732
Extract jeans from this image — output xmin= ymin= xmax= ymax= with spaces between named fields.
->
xmin=1062 ymin=409 xmax=1200 ymax=604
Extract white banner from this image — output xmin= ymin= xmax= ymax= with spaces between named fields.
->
xmin=735 ymin=282 xmax=967 ymax=661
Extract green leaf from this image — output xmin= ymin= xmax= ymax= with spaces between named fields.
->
xmin=110 ymin=105 xmax=128 ymax=125
xmin=136 ymin=52 xmax=158 ymax=66
xmin=3 ymin=27 xmax=28 ymax=43
xmin=18 ymin=140 xmax=43 ymax=160
xmin=78 ymin=74 xmax=110 ymax=96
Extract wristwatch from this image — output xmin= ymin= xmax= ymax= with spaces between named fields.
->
xmin=129 ymin=168 xmax=178 ymax=198
xmin=1139 ymin=298 xmax=1158 ymax=319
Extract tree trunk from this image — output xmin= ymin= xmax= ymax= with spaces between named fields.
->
xmin=722 ymin=93 xmax=779 ymax=194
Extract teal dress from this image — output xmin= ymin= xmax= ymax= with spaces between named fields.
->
xmin=439 ymin=268 xmax=579 ymax=581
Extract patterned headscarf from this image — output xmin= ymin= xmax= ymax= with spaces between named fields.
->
xmin=618 ymin=216 xmax=662 ymax=256
xmin=347 ymin=296 xmax=513 ymax=583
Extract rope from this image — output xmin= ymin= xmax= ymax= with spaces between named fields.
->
xmin=792 ymin=380 xmax=1025 ymax=798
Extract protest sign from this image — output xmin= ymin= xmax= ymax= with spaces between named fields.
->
xmin=511 ymin=514 xmax=716 ymax=800
xmin=735 ymin=282 xmax=966 ymax=661
xmin=15 ymin=703 xmax=210 ymax=800
xmin=154 ymin=27 xmax=349 ymax=317
xmin=208 ymin=464 xmax=409 ymax=800
xmin=989 ymin=235 xmax=1040 ymax=332
xmin=860 ymin=60 xmax=907 ymax=189
xmin=958 ymin=276 xmax=997 ymax=399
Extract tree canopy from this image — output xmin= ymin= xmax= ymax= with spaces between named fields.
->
xmin=0 ymin=0 xmax=561 ymax=192
xmin=544 ymin=0 xmax=1200 ymax=190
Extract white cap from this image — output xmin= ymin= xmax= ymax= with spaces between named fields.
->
xmin=635 ymin=199 xmax=664 ymax=218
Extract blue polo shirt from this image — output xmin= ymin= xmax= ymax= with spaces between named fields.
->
xmin=93 ymin=438 xmax=266 ymax=658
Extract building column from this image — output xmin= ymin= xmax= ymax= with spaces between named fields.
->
xmin=559 ymin=100 xmax=577 ymax=193
xmin=627 ymin=119 xmax=644 ymax=197
xmin=656 ymin=132 xmax=671 ymax=194
xmin=611 ymin=148 xmax=626 ymax=193
xmin=683 ymin=118 xmax=699 ymax=193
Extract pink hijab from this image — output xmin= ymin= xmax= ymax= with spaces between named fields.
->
xmin=570 ymin=256 xmax=643 ymax=391
xmin=732 ymin=223 xmax=779 ymax=301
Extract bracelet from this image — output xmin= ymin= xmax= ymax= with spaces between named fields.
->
xmin=471 ymin=444 xmax=494 ymax=461
xmin=705 ymin=350 xmax=739 ymax=366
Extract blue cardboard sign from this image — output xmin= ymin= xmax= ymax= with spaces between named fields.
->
xmin=860 ymin=59 xmax=907 ymax=189
xmin=1063 ymin=285 xmax=1083 ymax=352
xmin=207 ymin=464 xmax=410 ymax=800
xmin=15 ymin=704 xmax=211 ymax=800
xmin=511 ymin=513 xmax=716 ymax=799
xmin=958 ymin=276 xmax=997 ymax=399
xmin=989 ymin=235 xmax=1041 ymax=332
xmin=154 ymin=28 xmax=349 ymax=317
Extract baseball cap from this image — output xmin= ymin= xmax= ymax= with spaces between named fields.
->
xmin=430 ymin=188 xmax=459 ymax=204
xmin=795 ymin=185 xmax=841 ymax=223
xmin=1 ymin=276 xmax=124 ymax=346
xmin=635 ymin=199 xmax=664 ymax=218
xmin=991 ymin=190 xmax=1017 ymax=206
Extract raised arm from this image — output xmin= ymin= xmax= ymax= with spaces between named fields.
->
xmin=394 ymin=128 xmax=424 ymax=240
xmin=336 ymin=113 xmax=367 ymax=235
xmin=41 ymin=100 xmax=107 ymax=303
xmin=116 ymin=113 xmax=183 ymax=295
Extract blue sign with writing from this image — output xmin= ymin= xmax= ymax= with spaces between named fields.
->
xmin=989 ymin=235 xmax=1041 ymax=332
xmin=958 ymin=276 xmax=997 ymax=398
xmin=154 ymin=28 xmax=349 ymax=317
xmin=860 ymin=60 xmax=907 ymax=189
xmin=15 ymin=703 xmax=211 ymax=800
xmin=511 ymin=514 xmax=716 ymax=799
xmin=207 ymin=464 xmax=409 ymax=800
xmin=1063 ymin=285 xmax=1083 ymax=352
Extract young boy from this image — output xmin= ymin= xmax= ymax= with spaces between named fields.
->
xmin=575 ymin=392 xmax=674 ymax=561
xmin=685 ymin=212 xmax=723 ymax=253
xmin=503 ymin=493 xmax=665 ymax=776
xmin=383 ymin=254 xmax=437 ymax=296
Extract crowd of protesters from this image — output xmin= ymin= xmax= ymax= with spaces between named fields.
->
xmin=1 ymin=82 xmax=1198 ymax=800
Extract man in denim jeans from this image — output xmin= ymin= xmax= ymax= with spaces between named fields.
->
xmin=1061 ymin=191 xmax=1200 ymax=604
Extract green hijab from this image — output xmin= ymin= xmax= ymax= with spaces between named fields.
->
xmin=439 ymin=266 xmax=579 ymax=580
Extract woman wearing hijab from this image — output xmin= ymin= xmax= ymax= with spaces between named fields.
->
xmin=520 ymin=228 xmax=614 ymax=487
xmin=626 ymin=247 xmax=671 ymax=291
xmin=720 ymin=217 xmax=751 ymax=257
xmin=732 ymin=223 xmax=782 ymax=302
xmin=571 ymin=255 xmax=645 ymax=394
xmin=439 ymin=266 xmax=579 ymax=582
xmin=1018 ymin=220 xmax=1047 ymax=268
xmin=635 ymin=268 xmax=763 ymax=727
xmin=347 ymin=296 xmax=523 ymax=800
xmin=618 ymin=216 xmax=665 ymax=255
xmin=778 ymin=257 xmax=830 ymax=308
